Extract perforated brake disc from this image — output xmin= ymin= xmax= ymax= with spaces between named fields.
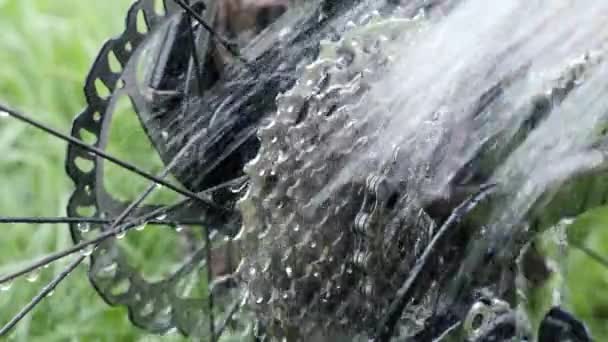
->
xmin=64 ymin=0 xmax=246 ymax=337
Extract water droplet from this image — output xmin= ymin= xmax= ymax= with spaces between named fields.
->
xmin=163 ymin=327 xmax=178 ymax=336
xmin=81 ymin=244 xmax=95 ymax=256
xmin=354 ymin=251 xmax=367 ymax=266
xmin=559 ymin=217 xmax=575 ymax=226
xmin=313 ymin=272 xmax=320 ymax=278
xmin=285 ymin=267 xmax=293 ymax=278
xmin=43 ymin=264 xmax=50 ymax=269
xmin=161 ymin=131 xmax=169 ymax=140
xmin=230 ymin=180 xmax=248 ymax=194
xmin=99 ymin=263 xmax=117 ymax=278
xmin=140 ymin=302 xmax=154 ymax=316
xmin=161 ymin=306 xmax=172 ymax=315
xmin=156 ymin=214 xmax=167 ymax=221
xmin=317 ymin=11 xmax=327 ymax=23
xmin=310 ymin=241 xmax=317 ymax=249
xmin=77 ymin=223 xmax=90 ymax=233
xmin=116 ymin=230 xmax=126 ymax=239
xmin=0 ymin=110 xmax=8 ymax=118
xmin=135 ymin=224 xmax=146 ymax=232
xmin=249 ymin=267 xmax=257 ymax=276
xmin=255 ymin=296 xmax=264 ymax=304
xmin=0 ymin=281 xmax=12 ymax=291
xmin=26 ymin=271 xmax=40 ymax=283
xmin=175 ymin=226 xmax=184 ymax=233
xmin=336 ymin=56 xmax=350 ymax=69
xmin=278 ymin=27 xmax=291 ymax=40
xmin=47 ymin=290 xmax=54 ymax=297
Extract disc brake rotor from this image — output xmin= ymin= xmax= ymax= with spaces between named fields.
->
xmin=65 ymin=0 xmax=245 ymax=337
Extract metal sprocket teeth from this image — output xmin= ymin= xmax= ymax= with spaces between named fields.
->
xmin=235 ymin=13 xmax=433 ymax=339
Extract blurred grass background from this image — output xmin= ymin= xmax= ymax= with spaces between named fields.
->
xmin=0 ymin=0 xmax=606 ymax=341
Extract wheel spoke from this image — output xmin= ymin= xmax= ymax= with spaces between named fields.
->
xmin=0 ymin=216 xmax=207 ymax=226
xmin=0 ymin=255 xmax=85 ymax=336
xmin=0 ymin=103 xmax=226 ymax=211
xmin=374 ymin=184 xmax=496 ymax=341
xmin=171 ymin=0 xmax=246 ymax=64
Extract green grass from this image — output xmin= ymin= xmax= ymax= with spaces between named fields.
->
xmin=0 ymin=0 xmax=607 ymax=341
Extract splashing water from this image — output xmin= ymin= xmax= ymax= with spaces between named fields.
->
xmin=319 ymin=0 xmax=608 ymax=202
xmin=234 ymin=0 xmax=608 ymax=338
xmin=327 ymin=0 xmax=608 ymax=325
